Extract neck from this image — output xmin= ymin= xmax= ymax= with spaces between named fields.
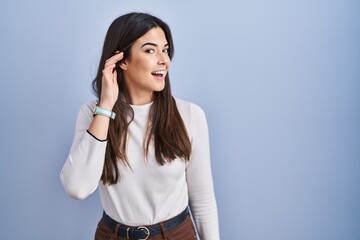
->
xmin=126 ymin=91 xmax=153 ymax=105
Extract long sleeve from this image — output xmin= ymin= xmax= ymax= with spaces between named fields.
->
xmin=60 ymin=101 xmax=107 ymax=200
xmin=186 ymin=104 xmax=220 ymax=239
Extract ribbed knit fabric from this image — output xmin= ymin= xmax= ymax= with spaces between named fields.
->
xmin=60 ymin=98 xmax=219 ymax=239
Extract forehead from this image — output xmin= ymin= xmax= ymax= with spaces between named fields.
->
xmin=134 ymin=27 xmax=168 ymax=45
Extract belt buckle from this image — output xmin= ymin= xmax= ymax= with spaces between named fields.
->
xmin=137 ymin=226 xmax=150 ymax=240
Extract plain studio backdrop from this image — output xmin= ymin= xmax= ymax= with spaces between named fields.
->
xmin=1 ymin=0 xmax=359 ymax=239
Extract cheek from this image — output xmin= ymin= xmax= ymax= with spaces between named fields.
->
xmin=135 ymin=58 xmax=154 ymax=73
xmin=127 ymin=61 xmax=149 ymax=77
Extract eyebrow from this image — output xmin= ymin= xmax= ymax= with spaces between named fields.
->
xmin=141 ymin=42 xmax=169 ymax=48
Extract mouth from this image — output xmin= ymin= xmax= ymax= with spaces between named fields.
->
xmin=151 ymin=70 xmax=166 ymax=78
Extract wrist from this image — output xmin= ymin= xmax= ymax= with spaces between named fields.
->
xmin=98 ymin=102 xmax=114 ymax=111
xmin=93 ymin=106 xmax=116 ymax=120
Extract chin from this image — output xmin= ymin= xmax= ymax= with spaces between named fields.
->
xmin=153 ymin=83 xmax=166 ymax=92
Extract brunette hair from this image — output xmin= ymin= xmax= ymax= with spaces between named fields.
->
xmin=92 ymin=12 xmax=191 ymax=185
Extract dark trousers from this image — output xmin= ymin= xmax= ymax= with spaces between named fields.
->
xmin=95 ymin=213 xmax=197 ymax=240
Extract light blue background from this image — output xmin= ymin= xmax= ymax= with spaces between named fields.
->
xmin=1 ymin=0 xmax=359 ymax=239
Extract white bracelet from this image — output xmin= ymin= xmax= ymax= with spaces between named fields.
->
xmin=93 ymin=106 xmax=116 ymax=119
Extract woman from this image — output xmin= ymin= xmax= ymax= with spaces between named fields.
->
xmin=60 ymin=12 xmax=219 ymax=240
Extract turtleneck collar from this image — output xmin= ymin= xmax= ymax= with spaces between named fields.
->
xmin=130 ymin=101 xmax=153 ymax=116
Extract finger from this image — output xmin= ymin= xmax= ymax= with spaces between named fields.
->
xmin=112 ymin=69 xmax=118 ymax=84
xmin=103 ymin=63 xmax=116 ymax=74
xmin=104 ymin=60 xmax=121 ymax=72
xmin=105 ymin=52 xmax=124 ymax=64
xmin=112 ymin=52 xmax=124 ymax=63
xmin=103 ymin=52 xmax=123 ymax=74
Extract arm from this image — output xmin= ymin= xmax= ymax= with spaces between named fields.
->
xmin=60 ymin=103 xmax=108 ymax=200
xmin=60 ymin=51 xmax=124 ymax=200
xmin=186 ymin=104 xmax=220 ymax=239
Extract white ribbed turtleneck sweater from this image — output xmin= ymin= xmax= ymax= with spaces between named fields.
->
xmin=60 ymin=98 xmax=219 ymax=239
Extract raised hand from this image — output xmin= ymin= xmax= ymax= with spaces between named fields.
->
xmin=99 ymin=52 xmax=124 ymax=110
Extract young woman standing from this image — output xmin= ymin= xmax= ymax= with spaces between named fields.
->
xmin=61 ymin=12 xmax=219 ymax=240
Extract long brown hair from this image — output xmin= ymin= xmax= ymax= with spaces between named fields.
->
xmin=92 ymin=12 xmax=191 ymax=185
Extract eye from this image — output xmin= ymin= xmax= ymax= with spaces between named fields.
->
xmin=163 ymin=48 xmax=170 ymax=53
xmin=145 ymin=48 xmax=155 ymax=54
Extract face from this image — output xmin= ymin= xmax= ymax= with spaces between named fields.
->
xmin=120 ymin=27 xmax=171 ymax=105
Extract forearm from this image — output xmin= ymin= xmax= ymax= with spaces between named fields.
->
xmin=88 ymin=114 xmax=111 ymax=140
xmin=189 ymin=177 xmax=219 ymax=240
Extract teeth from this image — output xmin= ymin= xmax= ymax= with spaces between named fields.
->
xmin=152 ymin=71 xmax=165 ymax=75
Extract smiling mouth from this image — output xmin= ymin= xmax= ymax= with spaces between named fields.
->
xmin=151 ymin=71 xmax=166 ymax=78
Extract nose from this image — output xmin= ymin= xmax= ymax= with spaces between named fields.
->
xmin=157 ymin=52 xmax=169 ymax=66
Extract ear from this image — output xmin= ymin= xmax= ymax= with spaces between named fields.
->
xmin=119 ymin=60 xmax=128 ymax=71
